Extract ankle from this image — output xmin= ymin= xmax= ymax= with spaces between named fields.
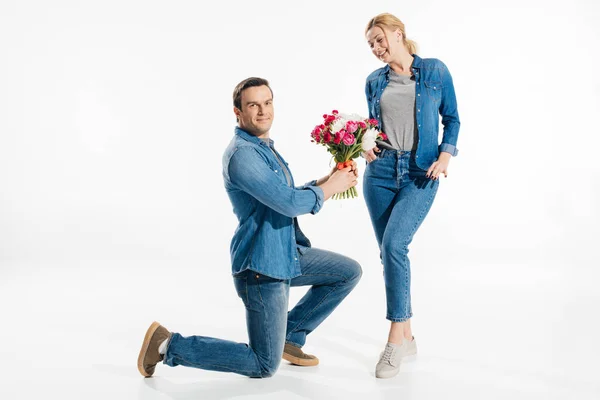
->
xmin=387 ymin=334 xmax=404 ymax=345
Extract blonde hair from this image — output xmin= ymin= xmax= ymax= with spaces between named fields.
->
xmin=365 ymin=13 xmax=418 ymax=55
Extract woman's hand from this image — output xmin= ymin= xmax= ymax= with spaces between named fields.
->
xmin=426 ymin=152 xmax=451 ymax=180
xmin=361 ymin=146 xmax=380 ymax=163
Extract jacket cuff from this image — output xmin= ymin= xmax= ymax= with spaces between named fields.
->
xmin=439 ymin=143 xmax=459 ymax=156
xmin=305 ymin=185 xmax=324 ymax=215
xmin=296 ymin=180 xmax=318 ymax=190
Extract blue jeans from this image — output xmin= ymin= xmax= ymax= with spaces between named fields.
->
xmin=363 ymin=149 xmax=438 ymax=322
xmin=162 ymin=248 xmax=361 ymax=377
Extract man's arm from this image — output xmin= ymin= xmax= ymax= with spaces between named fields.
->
xmin=228 ymin=147 xmax=324 ymax=217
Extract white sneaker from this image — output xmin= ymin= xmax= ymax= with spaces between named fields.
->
xmin=375 ymin=337 xmax=417 ymax=379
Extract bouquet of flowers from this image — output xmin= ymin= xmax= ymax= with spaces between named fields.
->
xmin=310 ymin=110 xmax=387 ymax=199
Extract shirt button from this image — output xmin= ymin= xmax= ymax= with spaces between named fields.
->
xmin=294 ymin=257 xmax=298 ymax=261
xmin=275 ymin=170 xmax=278 ymax=172
xmin=418 ymin=109 xmax=420 ymax=112
xmin=417 ymin=82 xmax=419 ymax=85
xmin=418 ymin=94 xmax=420 ymax=96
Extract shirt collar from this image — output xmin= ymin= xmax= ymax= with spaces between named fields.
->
xmin=235 ymin=127 xmax=274 ymax=147
xmin=411 ymin=54 xmax=422 ymax=69
xmin=383 ymin=54 xmax=422 ymax=76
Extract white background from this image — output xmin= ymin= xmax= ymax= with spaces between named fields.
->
xmin=1 ymin=0 xmax=599 ymax=399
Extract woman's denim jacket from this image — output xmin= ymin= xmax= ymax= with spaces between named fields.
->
xmin=365 ymin=54 xmax=460 ymax=170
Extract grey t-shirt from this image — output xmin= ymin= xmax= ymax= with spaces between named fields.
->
xmin=378 ymin=70 xmax=418 ymax=151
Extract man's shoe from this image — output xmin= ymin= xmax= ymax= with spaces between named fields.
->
xmin=137 ymin=321 xmax=171 ymax=377
xmin=282 ymin=343 xmax=319 ymax=366
xmin=375 ymin=337 xmax=417 ymax=379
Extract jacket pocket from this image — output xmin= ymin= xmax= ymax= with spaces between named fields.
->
xmin=423 ymin=81 xmax=442 ymax=100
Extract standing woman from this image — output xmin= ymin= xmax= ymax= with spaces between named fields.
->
xmin=362 ymin=13 xmax=460 ymax=379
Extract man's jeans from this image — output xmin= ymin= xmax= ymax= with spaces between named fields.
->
xmin=363 ymin=149 xmax=438 ymax=322
xmin=163 ymin=248 xmax=361 ymax=377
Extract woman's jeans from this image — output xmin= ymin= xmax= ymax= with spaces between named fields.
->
xmin=162 ymin=247 xmax=361 ymax=377
xmin=363 ymin=149 xmax=438 ymax=322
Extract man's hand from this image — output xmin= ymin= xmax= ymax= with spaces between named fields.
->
xmin=318 ymin=162 xmax=359 ymax=200
xmin=319 ymin=160 xmax=359 ymax=186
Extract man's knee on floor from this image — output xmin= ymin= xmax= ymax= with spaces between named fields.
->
xmin=347 ymin=259 xmax=363 ymax=285
xmin=259 ymin=357 xmax=281 ymax=378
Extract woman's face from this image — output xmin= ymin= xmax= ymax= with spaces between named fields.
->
xmin=366 ymin=26 xmax=400 ymax=63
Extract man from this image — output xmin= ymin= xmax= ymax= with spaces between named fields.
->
xmin=137 ymin=77 xmax=361 ymax=378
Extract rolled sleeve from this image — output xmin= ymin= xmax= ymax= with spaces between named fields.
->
xmin=304 ymin=185 xmax=324 ymax=214
xmin=295 ymin=180 xmax=318 ymax=190
xmin=439 ymin=143 xmax=459 ymax=156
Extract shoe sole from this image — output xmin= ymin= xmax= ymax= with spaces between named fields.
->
xmin=376 ymin=368 xmax=400 ymax=379
xmin=282 ymin=352 xmax=319 ymax=367
xmin=137 ymin=321 xmax=162 ymax=377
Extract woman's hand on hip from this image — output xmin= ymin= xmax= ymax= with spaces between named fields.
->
xmin=426 ymin=152 xmax=452 ymax=180
xmin=361 ymin=146 xmax=380 ymax=163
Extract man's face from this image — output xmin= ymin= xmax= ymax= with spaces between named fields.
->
xmin=235 ymin=85 xmax=274 ymax=138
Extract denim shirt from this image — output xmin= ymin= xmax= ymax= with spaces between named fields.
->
xmin=222 ymin=127 xmax=325 ymax=279
xmin=365 ymin=54 xmax=461 ymax=170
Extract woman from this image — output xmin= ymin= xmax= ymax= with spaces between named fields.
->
xmin=362 ymin=13 xmax=460 ymax=379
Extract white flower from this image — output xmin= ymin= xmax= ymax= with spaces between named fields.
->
xmin=363 ymin=127 xmax=379 ymax=140
xmin=339 ymin=112 xmax=365 ymax=122
xmin=330 ymin=117 xmax=347 ymax=134
xmin=362 ymin=137 xmax=377 ymax=151
xmin=361 ymin=128 xmax=379 ymax=151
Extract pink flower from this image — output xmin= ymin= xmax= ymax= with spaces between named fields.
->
xmin=379 ymin=132 xmax=388 ymax=141
xmin=358 ymin=121 xmax=367 ymax=129
xmin=345 ymin=121 xmax=358 ymax=134
xmin=368 ymin=119 xmax=379 ymax=126
xmin=332 ymin=110 xmax=339 ymax=115
xmin=311 ymin=126 xmax=321 ymax=140
xmin=334 ymin=130 xmax=345 ymax=144
xmin=323 ymin=131 xmax=332 ymax=143
xmin=342 ymin=134 xmax=356 ymax=145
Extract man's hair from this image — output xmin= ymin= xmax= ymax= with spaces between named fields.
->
xmin=233 ymin=77 xmax=272 ymax=110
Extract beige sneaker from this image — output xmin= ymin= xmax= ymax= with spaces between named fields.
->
xmin=375 ymin=337 xmax=417 ymax=379
xmin=137 ymin=321 xmax=171 ymax=377
xmin=282 ymin=343 xmax=319 ymax=366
